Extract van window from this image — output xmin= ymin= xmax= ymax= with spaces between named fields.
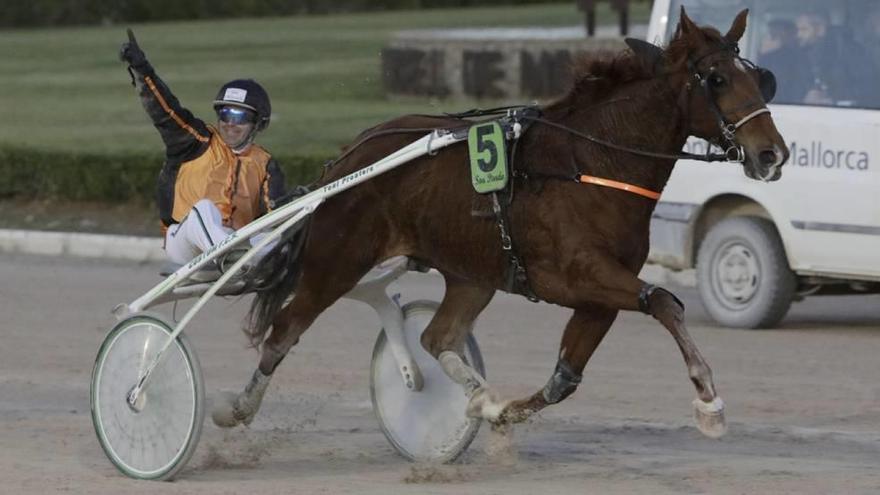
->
xmin=666 ymin=0 xmax=880 ymax=109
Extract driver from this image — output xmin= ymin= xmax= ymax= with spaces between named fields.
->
xmin=119 ymin=31 xmax=286 ymax=268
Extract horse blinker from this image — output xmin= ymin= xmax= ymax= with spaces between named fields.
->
xmin=756 ymin=67 xmax=777 ymax=103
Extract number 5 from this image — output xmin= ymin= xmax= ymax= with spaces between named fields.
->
xmin=475 ymin=125 xmax=498 ymax=172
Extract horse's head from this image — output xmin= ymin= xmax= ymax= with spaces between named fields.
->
xmin=638 ymin=8 xmax=789 ymax=181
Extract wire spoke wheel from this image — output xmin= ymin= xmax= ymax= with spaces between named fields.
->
xmin=90 ymin=314 xmax=205 ymax=480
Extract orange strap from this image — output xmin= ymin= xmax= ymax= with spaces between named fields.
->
xmin=144 ymin=76 xmax=210 ymax=144
xmin=577 ymin=174 xmax=661 ymax=200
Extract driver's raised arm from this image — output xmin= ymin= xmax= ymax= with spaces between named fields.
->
xmin=120 ymin=30 xmax=210 ymax=162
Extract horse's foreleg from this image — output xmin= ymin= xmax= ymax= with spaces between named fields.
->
xmin=419 ymin=277 xmax=507 ymax=421
xmin=530 ymin=258 xmax=725 ymax=437
xmin=495 ymin=306 xmax=617 ymax=424
xmin=641 ymin=283 xmax=726 ymax=438
xmin=579 ymin=262 xmax=725 ymax=437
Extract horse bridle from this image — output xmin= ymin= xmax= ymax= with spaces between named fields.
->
xmin=687 ymin=39 xmax=777 ymax=163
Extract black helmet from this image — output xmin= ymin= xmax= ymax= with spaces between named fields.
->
xmin=213 ymin=79 xmax=271 ymax=131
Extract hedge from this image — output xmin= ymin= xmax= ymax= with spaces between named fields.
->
xmin=0 ymin=0 xmax=585 ymax=28
xmin=0 ymin=146 xmax=329 ymax=203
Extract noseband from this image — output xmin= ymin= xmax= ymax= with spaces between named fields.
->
xmin=687 ymin=40 xmax=775 ymax=162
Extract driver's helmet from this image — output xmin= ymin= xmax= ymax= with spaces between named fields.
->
xmin=212 ymin=79 xmax=271 ymax=131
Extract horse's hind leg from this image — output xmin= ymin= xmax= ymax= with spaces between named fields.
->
xmin=212 ymin=253 xmax=374 ymax=428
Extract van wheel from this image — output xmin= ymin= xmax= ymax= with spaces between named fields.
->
xmin=696 ymin=216 xmax=796 ymax=329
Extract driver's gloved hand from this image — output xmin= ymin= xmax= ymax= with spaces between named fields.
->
xmin=119 ymin=28 xmax=152 ymax=73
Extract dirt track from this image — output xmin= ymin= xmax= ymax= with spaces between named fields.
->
xmin=2 ymin=253 xmax=879 ymax=494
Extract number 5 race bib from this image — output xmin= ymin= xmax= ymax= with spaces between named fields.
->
xmin=468 ymin=121 xmax=509 ymax=193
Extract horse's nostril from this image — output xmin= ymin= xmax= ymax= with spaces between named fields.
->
xmin=758 ymin=149 xmax=778 ymax=166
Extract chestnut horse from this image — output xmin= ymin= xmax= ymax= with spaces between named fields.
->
xmin=214 ymin=9 xmax=788 ymax=441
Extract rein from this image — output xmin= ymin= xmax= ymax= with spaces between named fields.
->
xmin=521 ymin=115 xmax=734 ymax=163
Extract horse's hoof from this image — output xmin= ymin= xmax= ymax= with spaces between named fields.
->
xmin=497 ymin=403 xmax=533 ymax=425
xmin=693 ymin=397 xmax=727 ymax=438
xmin=466 ymin=387 xmax=508 ymax=423
xmin=211 ymin=391 xmax=241 ymax=428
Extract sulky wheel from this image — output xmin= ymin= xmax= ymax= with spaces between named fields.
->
xmin=90 ymin=313 xmax=205 ymax=480
xmin=370 ymin=300 xmax=485 ymax=463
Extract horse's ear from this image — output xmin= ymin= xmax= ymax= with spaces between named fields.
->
xmin=725 ymin=9 xmax=749 ymax=43
xmin=677 ymin=6 xmax=700 ymax=38
xmin=625 ymin=38 xmax=665 ymax=75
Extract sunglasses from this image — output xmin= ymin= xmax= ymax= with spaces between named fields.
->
xmin=217 ymin=106 xmax=256 ymax=125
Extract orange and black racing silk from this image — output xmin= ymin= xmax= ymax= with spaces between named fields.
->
xmin=130 ymin=66 xmax=286 ymax=231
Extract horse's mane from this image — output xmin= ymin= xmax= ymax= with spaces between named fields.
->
xmin=562 ymin=51 xmax=654 ymax=106
xmin=549 ymin=26 xmax=722 ymax=112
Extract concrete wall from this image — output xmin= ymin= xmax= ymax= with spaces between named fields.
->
xmin=382 ymin=30 xmax=627 ymax=100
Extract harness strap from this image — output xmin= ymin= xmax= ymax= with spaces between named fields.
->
xmin=525 ymin=169 xmax=661 ymax=201
xmin=484 ymin=108 xmax=541 ymax=303
xmin=577 ymin=174 xmax=661 ymax=201
xmin=491 ymin=191 xmax=539 ymax=303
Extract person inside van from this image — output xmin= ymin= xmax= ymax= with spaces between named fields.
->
xmin=758 ymin=19 xmax=811 ymax=104
xmin=796 ymin=10 xmax=879 ymax=107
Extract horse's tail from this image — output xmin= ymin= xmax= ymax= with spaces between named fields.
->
xmin=245 ymin=217 xmax=310 ymax=348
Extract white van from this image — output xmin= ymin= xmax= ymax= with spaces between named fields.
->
xmin=646 ymin=0 xmax=880 ymax=328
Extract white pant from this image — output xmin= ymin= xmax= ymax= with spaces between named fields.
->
xmin=164 ymin=199 xmax=272 ymax=265
xmin=164 ymin=200 xmax=233 ymax=264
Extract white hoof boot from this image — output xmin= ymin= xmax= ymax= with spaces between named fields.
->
xmin=693 ymin=397 xmax=727 ymax=438
xmin=211 ymin=391 xmax=243 ymax=428
xmin=466 ymin=387 xmax=509 ymax=423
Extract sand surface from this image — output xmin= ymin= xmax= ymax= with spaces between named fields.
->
xmin=2 ymin=254 xmax=879 ymax=494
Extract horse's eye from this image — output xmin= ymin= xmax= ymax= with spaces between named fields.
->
xmin=708 ymin=73 xmax=727 ymax=89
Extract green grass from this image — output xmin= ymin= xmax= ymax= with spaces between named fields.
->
xmin=0 ymin=3 xmax=649 ymax=158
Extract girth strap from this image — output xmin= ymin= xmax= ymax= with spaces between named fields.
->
xmin=491 ymin=192 xmax=539 ymax=302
